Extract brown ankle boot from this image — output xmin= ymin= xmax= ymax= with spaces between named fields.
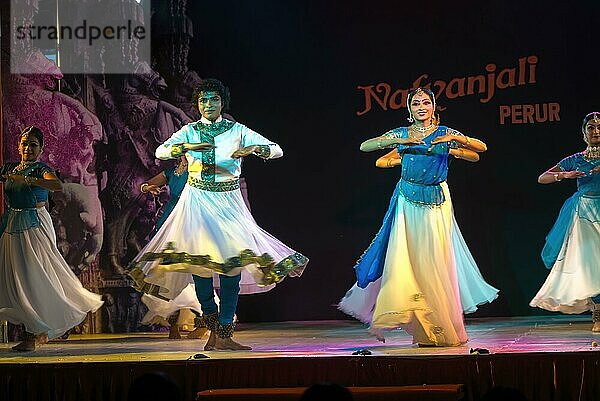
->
xmin=214 ymin=323 xmax=251 ymax=351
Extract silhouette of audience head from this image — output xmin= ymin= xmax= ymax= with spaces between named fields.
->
xmin=299 ymin=382 xmax=353 ymax=401
xmin=128 ymin=371 xmax=182 ymax=401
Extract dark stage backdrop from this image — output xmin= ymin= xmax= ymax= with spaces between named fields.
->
xmin=2 ymin=1 xmax=598 ymax=329
xmin=186 ymin=1 xmax=599 ymax=321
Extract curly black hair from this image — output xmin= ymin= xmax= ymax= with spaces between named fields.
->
xmin=191 ymin=78 xmax=231 ymax=111
xmin=20 ymin=126 xmax=44 ymax=147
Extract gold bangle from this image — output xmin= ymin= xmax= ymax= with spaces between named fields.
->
xmin=454 ymin=148 xmax=464 ymax=159
xmin=387 ymin=158 xmax=393 ymax=167
xmin=464 ymin=136 xmax=471 ymax=146
xmin=140 ymin=183 xmax=149 ymax=193
xmin=553 ymin=173 xmax=562 ymax=182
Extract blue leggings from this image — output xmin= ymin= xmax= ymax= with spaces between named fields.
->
xmin=193 ymin=274 xmax=241 ymax=326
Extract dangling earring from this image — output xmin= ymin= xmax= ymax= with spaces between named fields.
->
xmin=407 ymin=111 xmax=414 ymax=123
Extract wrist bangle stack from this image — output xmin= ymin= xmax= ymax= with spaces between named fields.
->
xmin=253 ymin=145 xmax=271 ymax=158
xmin=140 ymin=183 xmax=149 ymax=193
xmin=170 ymin=144 xmax=185 ymax=158
xmin=553 ymin=173 xmax=562 ymax=182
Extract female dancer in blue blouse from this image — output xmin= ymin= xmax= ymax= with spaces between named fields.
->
xmin=340 ymin=88 xmax=498 ymax=346
xmin=0 ymin=126 xmax=103 ymax=351
xmin=530 ymin=112 xmax=600 ymax=331
xmin=134 ymin=156 xmax=202 ymax=339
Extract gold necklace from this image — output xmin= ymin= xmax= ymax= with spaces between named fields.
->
xmin=584 ymin=146 xmax=600 ymax=160
xmin=408 ymin=124 xmax=437 ymax=140
xmin=13 ymin=161 xmax=35 ymax=172
xmin=410 ymin=123 xmax=436 ymax=133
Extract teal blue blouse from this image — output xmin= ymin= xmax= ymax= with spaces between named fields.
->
xmin=385 ymin=126 xmax=460 ymax=206
xmin=0 ymin=162 xmax=54 ymax=235
xmin=558 ymin=153 xmax=600 ymax=196
xmin=541 ymin=153 xmax=600 ymax=268
xmin=150 ymin=165 xmax=188 ymax=238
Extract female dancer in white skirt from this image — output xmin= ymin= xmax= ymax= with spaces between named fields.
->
xmin=0 ymin=126 xmax=103 ymax=351
xmin=530 ymin=112 xmax=600 ymax=331
xmin=339 ymin=88 xmax=498 ymax=346
xmin=129 ymin=79 xmax=308 ymax=350
xmin=136 ymin=156 xmax=206 ymax=339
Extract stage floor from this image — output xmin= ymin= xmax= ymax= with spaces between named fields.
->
xmin=1 ymin=315 xmax=599 ymax=363
xmin=3 ymin=316 xmax=600 ymax=401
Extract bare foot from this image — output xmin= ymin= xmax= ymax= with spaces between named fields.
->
xmin=109 ymin=254 xmax=126 ymax=276
xmin=214 ymin=337 xmax=252 ymax=351
xmin=187 ymin=327 xmax=208 ymax=339
xmin=203 ymin=331 xmax=216 ymax=351
xmin=592 ymin=322 xmax=600 ymax=333
xmin=168 ymin=325 xmax=182 ymax=339
xmin=35 ymin=333 xmax=48 ymax=345
xmin=368 ymin=328 xmax=385 ymax=343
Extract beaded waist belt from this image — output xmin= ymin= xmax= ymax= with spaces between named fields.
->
xmin=8 ymin=206 xmax=43 ymax=212
xmin=187 ymin=176 xmax=240 ymax=192
xmin=398 ymin=178 xmax=445 ymax=206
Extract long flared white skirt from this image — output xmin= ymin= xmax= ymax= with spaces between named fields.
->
xmin=141 ymin=284 xmax=202 ymax=324
xmin=0 ymin=208 xmax=103 ymax=339
xmin=340 ymin=183 xmax=498 ymax=346
xmin=530 ymin=196 xmax=600 ymax=314
xmin=131 ymin=184 xmax=307 ymax=301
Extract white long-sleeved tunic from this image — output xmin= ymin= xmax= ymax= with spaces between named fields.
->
xmin=156 ymin=116 xmax=282 ymax=187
